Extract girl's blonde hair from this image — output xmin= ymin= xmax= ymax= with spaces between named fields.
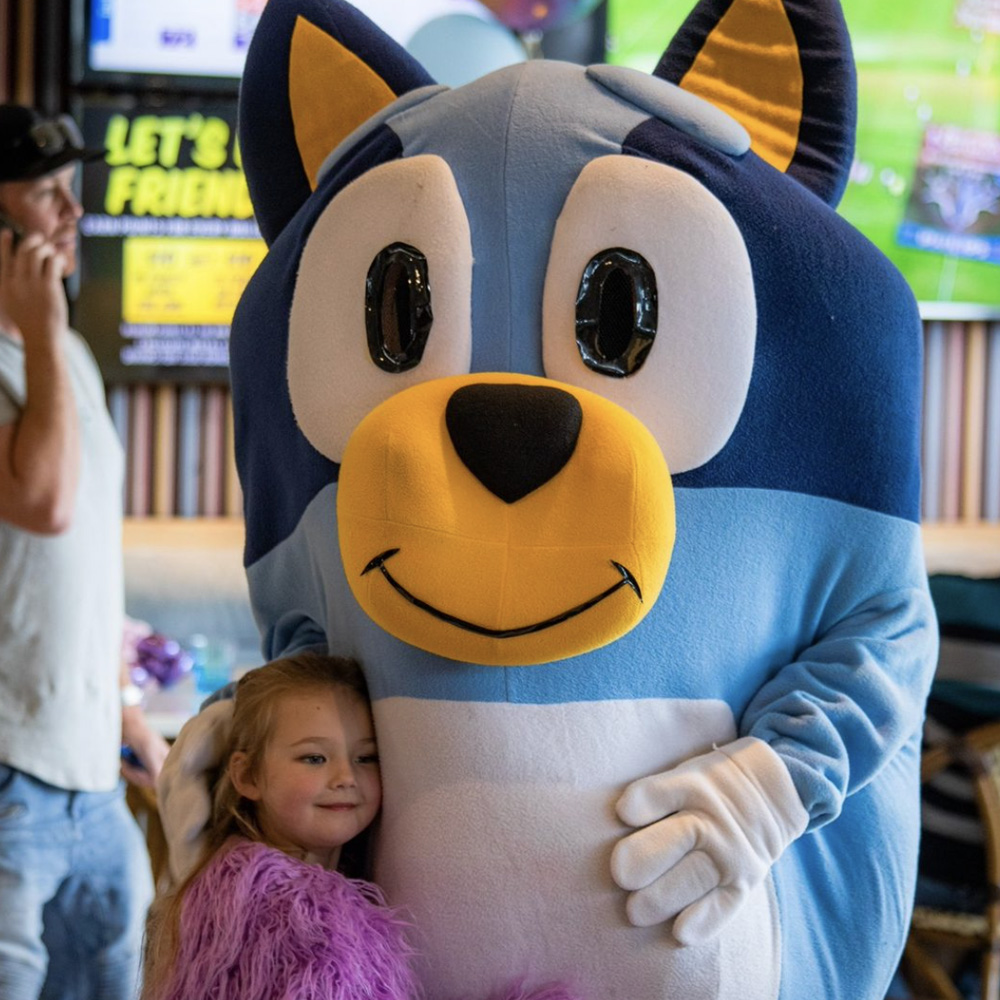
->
xmin=141 ymin=651 xmax=373 ymax=1000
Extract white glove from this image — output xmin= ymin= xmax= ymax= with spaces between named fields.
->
xmin=610 ymin=736 xmax=808 ymax=946
xmin=156 ymin=698 xmax=234 ymax=885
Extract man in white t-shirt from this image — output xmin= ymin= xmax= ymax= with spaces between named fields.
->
xmin=0 ymin=103 xmax=168 ymax=1000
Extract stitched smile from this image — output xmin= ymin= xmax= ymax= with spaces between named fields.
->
xmin=360 ymin=549 xmax=643 ymax=639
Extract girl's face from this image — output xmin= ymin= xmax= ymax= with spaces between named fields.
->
xmin=231 ymin=687 xmax=381 ymax=869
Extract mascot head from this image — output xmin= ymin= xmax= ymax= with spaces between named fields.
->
xmin=231 ymin=0 xmax=919 ymax=667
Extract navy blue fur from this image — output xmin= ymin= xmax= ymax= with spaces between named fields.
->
xmin=782 ymin=0 xmax=856 ymax=205
xmin=654 ymin=0 xmax=856 ymax=206
xmin=621 ymin=119 xmax=921 ymax=521
xmin=231 ymin=124 xmax=403 ymax=565
xmin=238 ymin=0 xmax=433 ymax=245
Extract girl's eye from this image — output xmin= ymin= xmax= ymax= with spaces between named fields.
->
xmin=356 ymin=753 xmax=380 ymax=765
xmin=300 ymin=754 xmax=326 ymax=765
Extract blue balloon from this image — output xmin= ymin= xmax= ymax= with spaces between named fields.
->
xmin=407 ymin=14 xmax=527 ymax=87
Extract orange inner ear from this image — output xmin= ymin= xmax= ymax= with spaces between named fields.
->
xmin=289 ymin=15 xmax=399 ymax=189
xmin=679 ymin=0 xmax=802 ymax=174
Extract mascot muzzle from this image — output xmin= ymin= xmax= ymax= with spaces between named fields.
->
xmin=337 ymin=372 xmax=675 ymax=666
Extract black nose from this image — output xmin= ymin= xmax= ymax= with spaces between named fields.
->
xmin=445 ymin=384 xmax=583 ymax=504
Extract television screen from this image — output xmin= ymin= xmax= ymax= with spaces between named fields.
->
xmin=73 ymin=96 xmax=263 ymax=382
xmin=608 ymin=0 xmax=1000 ymax=315
xmin=88 ymin=0 xmax=264 ymax=80
xmin=77 ymin=0 xmax=520 ymax=88
xmin=74 ymin=0 xmax=263 ymax=90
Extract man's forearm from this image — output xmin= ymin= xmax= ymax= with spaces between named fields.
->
xmin=6 ymin=332 xmax=80 ymax=532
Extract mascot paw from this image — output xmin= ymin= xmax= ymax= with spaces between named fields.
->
xmin=156 ymin=698 xmax=235 ymax=884
xmin=611 ymin=737 xmax=808 ymax=946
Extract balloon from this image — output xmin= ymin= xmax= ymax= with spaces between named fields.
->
xmin=408 ymin=14 xmax=527 ymax=87
xmin=349 ymin=1 xmax=526 ymax=86
xmin=481 ymin=0 xmax=602 ymax=34
xmin=133 ymin=633 xmax=193 ymax=688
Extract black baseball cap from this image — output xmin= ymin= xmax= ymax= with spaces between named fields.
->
xmin=0 ymin=105 xmax=104 ymax=182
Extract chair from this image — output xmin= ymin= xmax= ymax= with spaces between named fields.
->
xmin=902 ymin=719 xmax=1000 ymax=1000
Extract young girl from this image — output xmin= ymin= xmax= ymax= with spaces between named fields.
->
xmin=141 ymin=651 xmax=416 ymax=1000
xmin=144 ymin=651 xmax=583 ymax=1000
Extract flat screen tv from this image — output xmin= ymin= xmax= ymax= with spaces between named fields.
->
xmin=608 ymin=0 xmax=1000 ymax=317
xmin=71 ymin=0 xmax=265 ymax=92
xmin=72 ymin=0 xmax=525 ymax=91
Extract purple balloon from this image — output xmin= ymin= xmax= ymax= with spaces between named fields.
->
xmin=134 ymin=633 xmax=194 ymax=688
xmin=484 ymin=0 xmax=601 ymax=34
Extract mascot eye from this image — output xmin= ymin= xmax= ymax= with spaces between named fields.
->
xmin=576 ymin=247 xmax=657 ymax=378
xmin=542 ymin=155 xmax=756 ymax=474
xmin=288 ymin=155 xmax=472 ymax=464
xmin=366 ymin=243 xmax=433 ymax=373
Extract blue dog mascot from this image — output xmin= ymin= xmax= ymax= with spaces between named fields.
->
xmin=161 ymin=1 xmax=938 ymax=996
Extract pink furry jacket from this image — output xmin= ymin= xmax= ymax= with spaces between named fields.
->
xmin=160 ymin=838 xmax=417 ymax=1000
xmin=160 ymin=838 xmax=582 ymax=1000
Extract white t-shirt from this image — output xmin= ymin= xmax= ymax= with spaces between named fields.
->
xmin=0 ymin=329 xmax=125 ymax=791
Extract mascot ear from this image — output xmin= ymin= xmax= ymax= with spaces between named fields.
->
xmin=239 ymin=0 xmax=436 ymax=244
xmin=655 ymin=0 xmax=856 ymax=207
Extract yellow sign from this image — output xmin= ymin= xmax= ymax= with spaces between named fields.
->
xmin=122 ymin=237 xmax=266 ymax=326
xmin=101 ymin=114 xmax=253 ymax=219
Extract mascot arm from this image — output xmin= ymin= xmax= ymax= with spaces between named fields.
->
xmin=263 ymin=610 xmax=328 ymax=661
xmin=612 ymin=583 xmax=936 ymax=946
xmin=739 ymin=583 xmax=937 ymax=827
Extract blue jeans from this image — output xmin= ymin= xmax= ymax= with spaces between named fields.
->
xmin=0 ymin=765 xmax=154 ymax=1000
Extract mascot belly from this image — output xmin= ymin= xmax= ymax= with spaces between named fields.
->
xmin=374 ymin=698 xmax=778 ymax=999
xmin=219 ymin=0 xmax=939 ymax=996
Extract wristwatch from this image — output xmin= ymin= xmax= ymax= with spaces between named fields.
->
xmin=120 ymin=683 xmax=144 ymax=708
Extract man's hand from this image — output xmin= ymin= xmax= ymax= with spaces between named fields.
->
xmin=0 ymin=228 xmax=68 ymax=346
xmin=120 ymin=704 xmax=171 ymax=788
xmin=0 ymin=227 xmax=79 ymax=533
xmin=157 ymin=699 xmax=235 ymax=884
xmin=610 ymin=737 xmax=809 ymax=946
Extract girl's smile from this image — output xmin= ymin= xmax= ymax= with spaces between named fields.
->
xmin=231 ymin=687 xmax=381 ymax=869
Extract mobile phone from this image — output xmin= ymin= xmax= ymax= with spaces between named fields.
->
xmin=0 ymin=211 xmax=24 ymax=249
xmin=121 ymin=744 xmax=146 ymax=771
